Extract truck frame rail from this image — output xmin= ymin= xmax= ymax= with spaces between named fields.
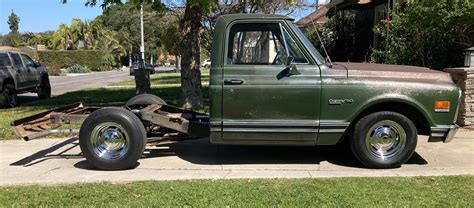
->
xmin=11 ymin=103 xmax=210 ymax=141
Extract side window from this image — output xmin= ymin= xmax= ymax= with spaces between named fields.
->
xmin=282 ymin=27 xmax=308 ymax=64
xmin=0 ymin=53 xmax=11 ymax=67
xmin=10 ymin=53 xmax=24 ymax=68
xmin=227 ymin=23 xmax=308 ymax=65
xmin=21 ymin=54 xmax=35 ymax=67
xmin=228 ymin=23 xmax=285 ymax=65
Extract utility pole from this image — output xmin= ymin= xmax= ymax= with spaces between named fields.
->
xmin=140 ymin=3 xmax=145 ymax=61
xmin=134 ymin=2 xmax=151 ymax=95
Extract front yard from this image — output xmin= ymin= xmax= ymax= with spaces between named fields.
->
xmin=0 ymin=71 xmax=209 ymax=140
xmin=1 ymin=176 xmax=472 ymax=206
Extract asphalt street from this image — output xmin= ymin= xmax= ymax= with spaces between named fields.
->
xmin=0 ymin=130 xmax=472 ymax=185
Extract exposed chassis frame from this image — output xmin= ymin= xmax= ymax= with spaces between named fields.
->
xmin=11 ymin=103 xmax=210 ymax=141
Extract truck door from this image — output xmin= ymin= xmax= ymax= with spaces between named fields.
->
xmin=20 ymin=54 xmax=40 ymax=87
xmin=221 ymin=22 xmax=321 ymax=144
xmin=9 ymin=52 xmax=29 ymax=90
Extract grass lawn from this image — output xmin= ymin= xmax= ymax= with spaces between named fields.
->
xmin=0 ymin=176 xmax=473 ymax=206
xmin=0 ymin=71 xmax=209 ymax=140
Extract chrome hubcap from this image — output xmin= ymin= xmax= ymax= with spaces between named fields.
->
xmin=91 ymin=122 xmax=129 ymax=160
xmin=365 ymin=120 xmax=406 ymax=160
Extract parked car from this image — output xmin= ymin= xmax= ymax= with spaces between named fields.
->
xmin=0 ymin=51 xmax=51 ymax=108
xmin=202 ymin=59 xmax=211 ymax=68
xmin=163 ymin=61 xmax=171 ymax=67
xmin=129 ymin=62 xmax=155 ymax=76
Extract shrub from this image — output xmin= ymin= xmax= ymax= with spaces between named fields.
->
xmin=38 ymin=50 xmax=111 ymax=71
xmin=372 ymin=0 xmax=474 ymax=70
xmin=67 ymin=64 xmax=91 ymax=73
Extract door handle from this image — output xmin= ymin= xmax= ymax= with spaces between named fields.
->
xmin=224 ymin=79 xmax=244 ymax=85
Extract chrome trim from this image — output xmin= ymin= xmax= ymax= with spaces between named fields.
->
xmin=429 ymin=124 xmax=459 ymax=143
xmin=222 ymin=128 xmax=318 ymax=133
xmin=444 ymin=124 xmax=459 ymax=143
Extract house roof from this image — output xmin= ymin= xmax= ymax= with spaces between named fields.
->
xmin=295 ymin=6 xmax=329 ymax=28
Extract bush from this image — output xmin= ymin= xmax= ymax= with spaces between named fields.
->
xmin=372 ymin=0 xmax=474 ymax=70
xmin=67 ymin=64 xmax=91 ymax=73
xmin=38 ymin=50 xmax=111 ymax=71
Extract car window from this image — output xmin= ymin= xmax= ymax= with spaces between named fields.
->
xmin=281 ymin=27 xmax=309 ymax=64
xmin=10 ymin=53 xmax=24 ymax=67
xmin=20 ymin=54 xmax=35 ymax=67
xmin=0 ymin=53 xmax=11 ymax=67
xmin=227 ymin=23 xmax=308 ymax=65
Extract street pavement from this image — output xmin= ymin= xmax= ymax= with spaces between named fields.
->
xmin=17 ymin=69 xmax=133 ymax=104
xmin=0 ymin=130 xmax=472 ymax=185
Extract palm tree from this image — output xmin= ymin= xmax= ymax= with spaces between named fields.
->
xmin=98 ymin=31 xmax=126 ymax=69
xmin=51 ymin=24 xmax=73 ymax=50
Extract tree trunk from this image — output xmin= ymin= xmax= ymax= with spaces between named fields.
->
xmin=180 ymin=3 xmax=204 ymax=109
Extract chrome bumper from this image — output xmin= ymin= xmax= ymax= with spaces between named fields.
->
xmin=429 ymin=124 xmax=459 ymax=143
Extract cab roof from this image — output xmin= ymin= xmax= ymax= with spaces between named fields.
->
xmin=219 ymin=14 xmax=294 ymax=23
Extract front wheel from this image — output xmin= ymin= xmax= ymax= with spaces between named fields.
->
xmin=37 ymin=77 xmax=51 ymax=99
xmin=79 ymin=107 xmax=147 ymax=170
xmin=349 ymin=111 xmax=417 ymax=169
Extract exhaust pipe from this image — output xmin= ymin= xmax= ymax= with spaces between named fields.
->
xmin=24 ymin=129 xmax=80 ymax=141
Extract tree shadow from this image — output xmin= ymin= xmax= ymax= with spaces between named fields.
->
xmin=9 ymin=138 xmax=81 ymax=167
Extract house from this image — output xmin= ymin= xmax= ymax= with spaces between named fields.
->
xmin=327 ymin=0 xmax=408 ymax=62
xmin=295 ymin=6 xmax=329 ymax=29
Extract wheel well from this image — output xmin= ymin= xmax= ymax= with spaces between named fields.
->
xmin=3 ymin=78 xmax=15 ymax=89
xmin=349 ymin=102 xmax=431 ymax=136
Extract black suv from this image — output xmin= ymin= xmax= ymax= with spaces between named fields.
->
xmin=0 ymin=51 xmax=51 ymax=108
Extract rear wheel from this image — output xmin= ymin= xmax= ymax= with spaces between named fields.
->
xmin=125 ymin=94 xmax=167 ymax=107
xmin=79 ymin=107 xmax=147 ymax=170
xmin=37 ymin=77 xmax=51 ymax=99
xmin=350 ymin=111 xmax=417 ymax=168
xmin=0 ymin=84 xmax=17 ymax=108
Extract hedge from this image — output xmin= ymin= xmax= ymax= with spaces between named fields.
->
xmin=38 ymin=50 xmax=109 ymax=72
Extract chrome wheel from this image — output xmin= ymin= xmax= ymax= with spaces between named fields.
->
xmin=365 ymin=120 xmax=406 ymax=160
xmin=90 ymin=122 xmax=130 ymax=160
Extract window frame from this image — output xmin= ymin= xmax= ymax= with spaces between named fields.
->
xmin=20 ymin=54 xmax=35 ymax=67
xmin=0 ymin=53 xmax=12 ymax=67
xmin=10 ymin=53 xmax=24 ymax=68
xmin=224 ymin=20 xmax=313 ymax=66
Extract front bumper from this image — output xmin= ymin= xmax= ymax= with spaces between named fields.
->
xmin=428 ymin=124 xmax=459 ymax=143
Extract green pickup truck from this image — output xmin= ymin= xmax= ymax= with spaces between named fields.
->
xmin=13 ymin=14 xmax=460 ymax=170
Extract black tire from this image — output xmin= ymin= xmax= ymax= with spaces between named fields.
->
xmin=125 ymin=94 xmax=167 ymax=107
xmin=37 ymin=77 xmax=51 ymax=99
xmin=79 ymin=107 xmax=147 ymax=170
xmin=0 ymin=84 xmax=17 ymax=108
xmin=349 ymin=111 xmax=417 ymax=169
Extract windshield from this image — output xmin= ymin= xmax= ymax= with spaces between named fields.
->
xmin=288 ymin=21 xmax=326 ymax=65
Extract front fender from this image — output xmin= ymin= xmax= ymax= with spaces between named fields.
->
xmin=349 ymin=94 xmax=435 ymax=126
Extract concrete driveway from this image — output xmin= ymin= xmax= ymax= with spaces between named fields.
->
xmin=1 ymin=130 xmax=473 ymax=185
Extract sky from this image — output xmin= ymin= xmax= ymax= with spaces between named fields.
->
xmin=0 ymin=0 xmax=330 ymax=35
xmin=0 ymin=0 xmax=103 ymax=34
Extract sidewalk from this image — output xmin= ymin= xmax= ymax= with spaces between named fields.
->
xmin=0 ymin=132 xmax=473 ymax=186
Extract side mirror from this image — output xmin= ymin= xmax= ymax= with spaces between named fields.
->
xmin=276 ymin=57 xmax=301 ymax=80
xmin=286 ymin=56 xmax=295 ymax=66
xmin=33 ymin=62 xmax=41 ymax=67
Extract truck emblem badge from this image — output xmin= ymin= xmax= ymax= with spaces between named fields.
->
xmin=329 ymin=99 xmax=354 ymax=105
